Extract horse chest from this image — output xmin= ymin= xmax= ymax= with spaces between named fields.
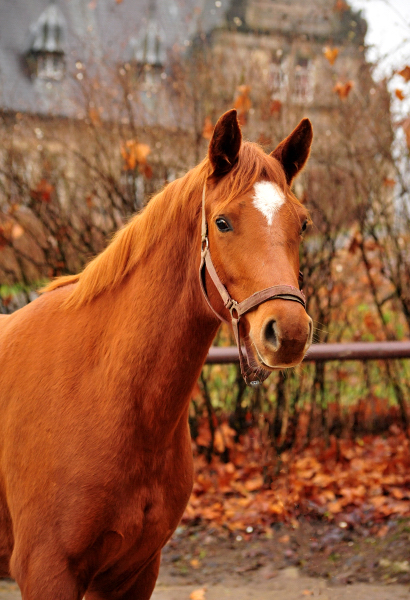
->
xmin=118 ymin=446 xmax=194 ymax=536
xmin=79 ymin=460 xmax=194 ymax=581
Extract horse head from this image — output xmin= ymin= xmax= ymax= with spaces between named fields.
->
xmin=202 ymin=109 xmax=313 ymax=382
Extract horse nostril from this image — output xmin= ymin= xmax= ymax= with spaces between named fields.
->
xmin=263 ymin=319 xmax=279 ymax=350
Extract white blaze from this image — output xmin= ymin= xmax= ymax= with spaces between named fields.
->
xmin=252 ymin=181 xmax=285 ymax=226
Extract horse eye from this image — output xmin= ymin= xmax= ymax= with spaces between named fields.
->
xmin=301 ymin=220 xmax=308 ymax=234
xmin=215 ymin=217 xmax=232 ymax=232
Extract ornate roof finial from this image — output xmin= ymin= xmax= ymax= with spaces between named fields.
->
xmin=28 ymin=1 xmax=66 ymax=54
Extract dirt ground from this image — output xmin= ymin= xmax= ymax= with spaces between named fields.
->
xmin=1 ymin=520 xmax=409 ymax=599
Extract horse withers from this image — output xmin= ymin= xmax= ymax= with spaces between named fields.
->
xmin=0 ymin=110 xmax=313 ymax=599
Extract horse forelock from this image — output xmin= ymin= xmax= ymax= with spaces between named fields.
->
xmin=42 ymin=141 xmax=304 ymax=308
xmin=214 ymin=142 xmax=300 ymax=213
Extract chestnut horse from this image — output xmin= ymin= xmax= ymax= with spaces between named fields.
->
xmin=0 ymin=110 xmax=313 ymax=599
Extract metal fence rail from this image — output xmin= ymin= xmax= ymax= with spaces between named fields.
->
xmin=206 ymin=341 xmax=410 ymax=364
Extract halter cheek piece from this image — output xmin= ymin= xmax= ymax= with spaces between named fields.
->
xmin=199 ymin=184 xmax=306 ymax=386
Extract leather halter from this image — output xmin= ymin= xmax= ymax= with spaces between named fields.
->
xmin=199 ymin=184 xmax=306 ymax=386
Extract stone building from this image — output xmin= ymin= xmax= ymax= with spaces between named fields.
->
xmin=0 ymin=0 xmax=390 ymax=287
xmin=0 ymin=0 xmax=370 ymax=138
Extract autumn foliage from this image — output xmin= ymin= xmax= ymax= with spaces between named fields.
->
xmin=184 ymin=420 xmax=410 ymax=534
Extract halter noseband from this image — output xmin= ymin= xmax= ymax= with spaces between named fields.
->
xmin=199 ymin=184 xmax=306 ymax=386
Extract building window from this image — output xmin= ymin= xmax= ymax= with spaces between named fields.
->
xmin=37 ymin=53 xmax=65 ymax=81
xmin=292 ymin=58 xmax=314 ymax=104
xmin=269 ymin=53 xmax=288 ymax=102
xmin=26 ymin=2 xmax=66 ymax=82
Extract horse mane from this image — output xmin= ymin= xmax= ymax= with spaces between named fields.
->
xmin=42 ymin=141 xmax=298 ymax=308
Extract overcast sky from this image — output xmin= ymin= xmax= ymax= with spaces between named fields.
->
xmin=350 ymin=0 xmax=410 ymax=72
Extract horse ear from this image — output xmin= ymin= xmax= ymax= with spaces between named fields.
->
xmin=270 ymin=118 xmax=313 ymax=185
xmin=208 ymin=109 xmax=242 ymax=177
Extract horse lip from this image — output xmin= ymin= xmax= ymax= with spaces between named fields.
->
xmin=254 ymin=345 xmax=277 ymax=370
xmin=254 ymin=344 xmax=305 ymax=370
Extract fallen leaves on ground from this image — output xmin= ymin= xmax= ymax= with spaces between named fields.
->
xmin=189 ymin=587 xmax=206 ymax=600
xmin=183 ymin=429 xmax=410 ymax=534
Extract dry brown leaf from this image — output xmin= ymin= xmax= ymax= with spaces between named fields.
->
xmin=401 ymin=118 xmax=410 ymax=150
xmin=191 ymin=381 xmax=202 ymax=401
xmin=327 ymin=500 xmax=344 ymax=513
xmin=334 ymin=0 xmax=349 ymax=12
xmin=190 ymin=587 xmax=207 ymax=600
xmin=7 ymin=203 xmax=20 ymax=215
xmin=88 ymin=107 xmax=102 ymax=126
xmin=370 ymin=495 xmax=387 ymax=508
xmin=324 ymin=47 xmax=339 ymax=65
xmin=377 ymin=525 xmax=389 ymax=538
xmin=398 ymin=65 xmax=410 ymax=82
xmin=333 ymin=81 xmax=354 ymax=99
xmin=202 ymin=116 xmax=214 ymax=140
xmin=196 ymin=423 xmax=212 ymax=448
xmin=214 ymin=429 xmax=225 ymax=454
xmin=140 ymin=163 xmax=153 ymax=179
xmin=234 ymin=85 xmax=251 ymax=125
xmin=270 ymin=99 xmax=282 ymax=115
xmin=234 ymin=85 xmax=252 ymax=112
xmin=269 ymin=502 xmax=285 ymax=515
xmin=11 ymin=224 xmax=24 ymax=240
xmin=244 ymin=475 xmax=264 ymax=492
xmin=237 ymin=112 xmax=248 ymax=126
xmin=30 ymin=179 xmax=54 ymax=203
xmin=121 ymin=140 xmax=151 ymax=171
xmin=134 ymin=143 xmax=151 ymax=164
xmin=220 ymin=422 xmax=236 ymax=449
xmin=383 ymin=178 xmax=396 ymax=187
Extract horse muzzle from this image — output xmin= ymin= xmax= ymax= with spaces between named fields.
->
xmin=249 ymin=301 xmax=313 ymax=369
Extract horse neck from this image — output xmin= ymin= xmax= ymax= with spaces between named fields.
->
xmin=96 ymin=198 xmax=219 ymax=439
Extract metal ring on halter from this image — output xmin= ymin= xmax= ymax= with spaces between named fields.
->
xmin=227 ymin=299 xmax=239 ymax=320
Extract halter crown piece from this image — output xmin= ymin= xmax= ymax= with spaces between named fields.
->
xmin=199 ymin=184 xmax=306 ymax=386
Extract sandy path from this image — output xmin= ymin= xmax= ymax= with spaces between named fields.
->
xmin=1 ymin=567 xmax=409 ymax=600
